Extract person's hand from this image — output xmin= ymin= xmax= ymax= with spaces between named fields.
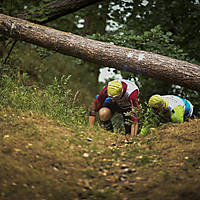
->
xmin=89 ymin=116 xmax=95 ymax=127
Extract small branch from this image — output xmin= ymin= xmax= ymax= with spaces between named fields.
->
xmin=73 ymin=90 xmax=80 ymax=105
xmin=3 ymin=40 xmax=17 ymax=64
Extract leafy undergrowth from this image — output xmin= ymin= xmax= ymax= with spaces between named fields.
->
xmin=0 ymin=107 xmax=200 ymax=200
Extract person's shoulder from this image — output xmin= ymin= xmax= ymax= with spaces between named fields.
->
xmin=121 ymin=79 xmax=137 ymax=85
xmin=162 ymin=95 xmax=177 ymax=99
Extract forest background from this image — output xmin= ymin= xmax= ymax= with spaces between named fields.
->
xmin=0 ymin=1 xmax=200 ymax=200
xmin=0 ymin=0 xmax=200 ymax=115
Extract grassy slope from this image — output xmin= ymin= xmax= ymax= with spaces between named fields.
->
xmin=0 ymin=106 xmax=200 ymax=200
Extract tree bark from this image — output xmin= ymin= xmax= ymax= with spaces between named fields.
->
xmin=17 ymin=0 xmax=102 ymax=24
xmin=0 ymin=14 xmax=200 ymax=91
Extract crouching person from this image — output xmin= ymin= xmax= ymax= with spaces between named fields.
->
xmin=88 ymin=79 xmax=139 ymax=136
xmin=148 ymin=94 xmax=193 ymax=123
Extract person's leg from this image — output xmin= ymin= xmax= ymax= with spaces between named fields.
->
xmin=185 ymin=100 xmax=193 ymax=118
xmin=177 ymin=97 xmax=193 ymax=119
xmin=99 ymin=107 xmax=114 ymax=132
xmin=98 ymin=101 xmax=119 ymax=132
xmin=122 ymin=111 xmax=132 ymax=134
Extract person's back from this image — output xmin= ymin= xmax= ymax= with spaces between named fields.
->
xmin=140 ymin=94 xmax=194 ymax=135
xmin=149 ymin=94 xmax=193 ymax=123
xmin=114 ymin=79 xmax=139 ymax=110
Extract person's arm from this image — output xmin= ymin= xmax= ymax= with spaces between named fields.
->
xmin=88 ymin=86 xmax=108 ymax=127
xmin=131 ymin=121 xmax=139 ymax=137
xmin=89 ymin=115 xmax=96 ymax=127
xmin=129 ymin=90 xmax=139 ymax=136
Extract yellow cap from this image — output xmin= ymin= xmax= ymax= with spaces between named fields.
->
xmin=107 ymin=80 xmax=122 ymax=97
xmin=148 ymin=94 xmax=166 ymax=108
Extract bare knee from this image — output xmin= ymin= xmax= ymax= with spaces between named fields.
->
xmin=99 ymin=107 xmax=112 ymax=121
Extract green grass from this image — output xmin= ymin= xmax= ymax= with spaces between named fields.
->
xmin=0 ymin=72 xmax=88 ymax=129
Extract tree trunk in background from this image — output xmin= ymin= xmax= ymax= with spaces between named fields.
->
xmin=0 ymin=14 xmax=199 ymax=91
xmin=17 ymin=0 xmax=102 ymax=24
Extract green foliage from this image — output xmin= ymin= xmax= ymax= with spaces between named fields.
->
xmin=2 ymin=42 xmax=97 ymax=105
xmin=0 ymin=0 xmax=42 ymax=16
xmin=123 ymin=103 xmax=161 ymax=135
xmin=107 ymin=0 xmax=200 ymax=62
xmin=31 ymin=45 xmax=54 ymax=59
xmin=25 ymin=0 xmax=52 ymax=23
xmin=0 ymin=67 xmax=88 ymax=128
xmin=138 ymin=105 xmax=161 ymax=135
xmin=89 ymin=25 xmax=196 ymax=63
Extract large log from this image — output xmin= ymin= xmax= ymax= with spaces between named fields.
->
xmin=17 ymin=0 xmax=101 ymax=24
xmin=0 ymin=14 xmax=200 ymax=91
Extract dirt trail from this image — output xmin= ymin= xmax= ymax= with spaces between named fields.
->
xmin=0 ymin=108 xmax=200 ymax=200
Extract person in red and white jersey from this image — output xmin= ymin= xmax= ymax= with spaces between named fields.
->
xmin=89 ymin=79 xmax=139 ymax=136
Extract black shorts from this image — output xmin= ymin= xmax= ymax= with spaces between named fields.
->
xmin=102 ymin=101 xmax=130 ymax=115
xmin=102 ymin=101 xmax=132 ymax=133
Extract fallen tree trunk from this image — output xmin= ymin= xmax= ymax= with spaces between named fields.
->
xmin=17 ymin=0 xmax=101 ymax=24
xmin=0 ymin=14 xmax=200 ymax=91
